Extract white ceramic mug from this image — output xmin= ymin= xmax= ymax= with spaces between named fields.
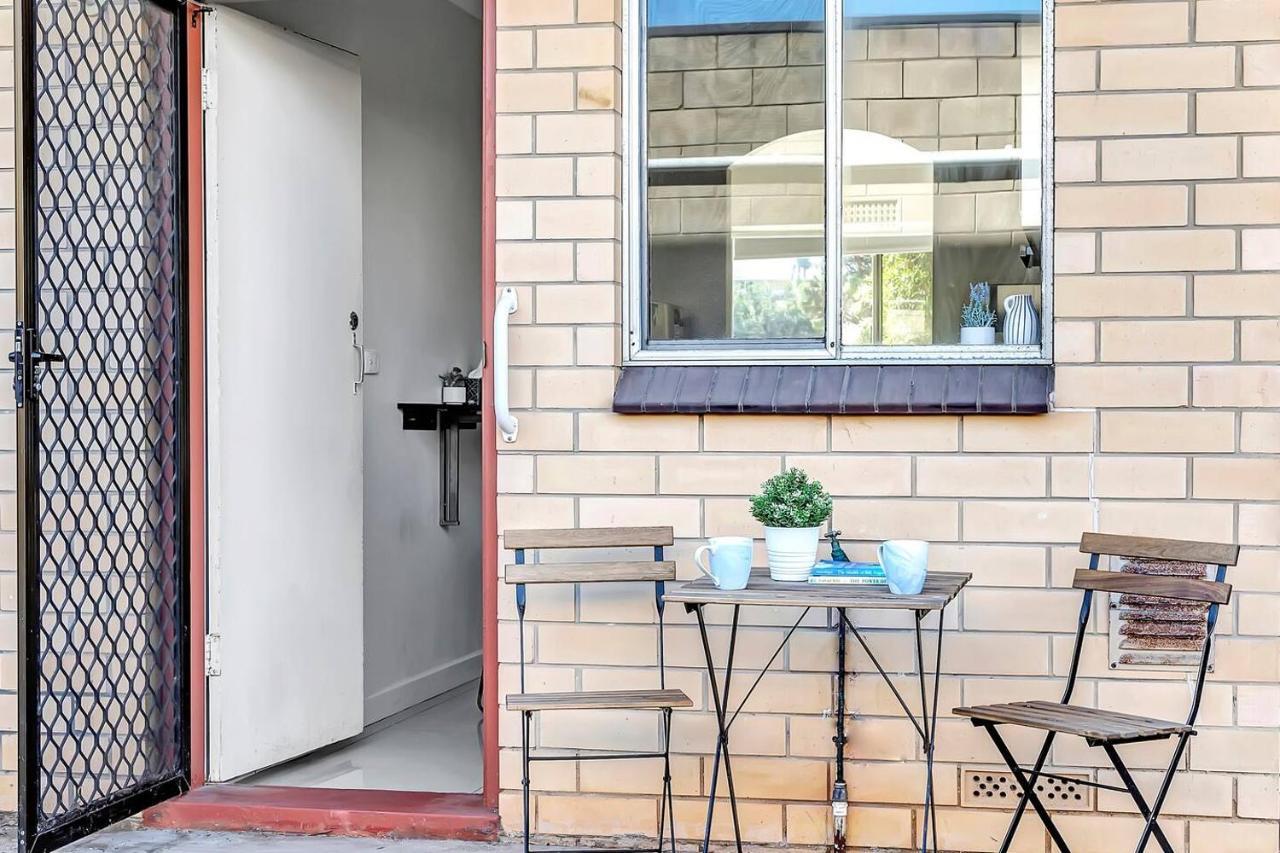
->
xmin=693 ymin=536 xmax=753 ymax=590
xmin=877 ymin=539 xmax=929 ymax=595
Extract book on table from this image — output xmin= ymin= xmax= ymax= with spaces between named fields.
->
xmin=808 ymin=561 xmax=888 ymax=585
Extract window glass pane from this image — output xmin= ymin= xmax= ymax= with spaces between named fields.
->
xmin=841 ymin=255 xmax=875 ymax=345
xmin=645 ymin=0 xmax=826 ymax=343
xmin=881 ymin=252 xmax=933 ymax=345
xmin=840 ymin=3 xmax=1043 ymax=349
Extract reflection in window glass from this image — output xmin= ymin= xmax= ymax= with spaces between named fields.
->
xmin=841 ymin=252 xmax=934 ymax=346
xmin=882 ymin=252 xmax=933 ymax=345
xmin=841 ymin=12 xmax=1043 ymax=347
xmin=842 ymin=255 xmax=876 ymax=345
xmin=645 ymin=1 xmax=826 ymax=343
xmin=641 ymin=1 xmax=1046 ymax=353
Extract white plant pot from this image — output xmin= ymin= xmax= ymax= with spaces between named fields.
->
xmin=763 ymin=525 xmax=821 ymax=582
xmin=442 ymin=386 xmax=467 ymax=405
xmin=960 ymin=326 xmax=995 ymax=345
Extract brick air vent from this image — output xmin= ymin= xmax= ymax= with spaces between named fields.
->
xmin=1108 ymin=557 xmax=1214 ymax=671
xmin=962 ymin=767 xmax=1094 ymax=811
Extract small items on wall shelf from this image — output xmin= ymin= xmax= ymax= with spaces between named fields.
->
xmin=397 ymin=402 xmax=480 ymax=527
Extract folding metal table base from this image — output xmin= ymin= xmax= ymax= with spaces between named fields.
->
xmin=687 ymin=603 xmax=949 ymax=853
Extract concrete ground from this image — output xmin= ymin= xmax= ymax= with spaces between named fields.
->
xmin=0 ymin=815 xmax=519 ymax=852
xmin=67 ymin=830 xmax=516 ymax=853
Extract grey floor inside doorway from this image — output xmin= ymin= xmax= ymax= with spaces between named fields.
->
xmin=242 ymin=680 xmax=483 ymax=792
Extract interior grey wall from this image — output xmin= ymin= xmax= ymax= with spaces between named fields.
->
xmin=226 ymin=0 xmax=483 ymax=724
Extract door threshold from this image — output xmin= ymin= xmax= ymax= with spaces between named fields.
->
xmin=143 ymin=785 xmax=498 ymax=840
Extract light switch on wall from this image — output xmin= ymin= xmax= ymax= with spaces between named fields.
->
xmin=362 ymin=348 xmax=380 ymax=374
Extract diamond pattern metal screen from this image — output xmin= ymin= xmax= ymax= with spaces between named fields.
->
xmin=22 ymin=1 xmax=187 ymax=849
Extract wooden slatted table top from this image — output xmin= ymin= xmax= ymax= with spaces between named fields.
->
xmin=664 ymin=571 xmax=972 ymax=611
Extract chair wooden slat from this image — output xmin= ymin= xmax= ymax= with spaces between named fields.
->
xmin=1072 ymin=569 xmax=1232 ymax=605
xmin=505 ymin=561 xmax=676 ymax=584
xmin=504 ymin=526 xmax=674 ymax=551
xmin=954 ymin=700 xmax=1192 ymax=743
xmin=506 ymin=688 xmax=693 ymax=711
xmin=1079 ymin=532 xmax=1239 ymax=567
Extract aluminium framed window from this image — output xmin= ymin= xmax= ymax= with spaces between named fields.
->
xmin=624 ymin=0 xmax=1055 ymax=365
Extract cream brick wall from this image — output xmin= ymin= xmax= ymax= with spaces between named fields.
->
xmin=9 ymin=0 xmax=1280 ymax=843
xmin=494 ymin=1 xmax=1279 ymax=848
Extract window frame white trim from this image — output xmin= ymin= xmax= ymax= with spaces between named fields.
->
xmin=623 ymin=0 xmax=1055 ymax=366
xmin=823 ymin=0 xmax=843 ymax=360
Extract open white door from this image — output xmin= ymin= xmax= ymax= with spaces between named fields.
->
xmin=204 ymin=7 xmax=365 ymax=781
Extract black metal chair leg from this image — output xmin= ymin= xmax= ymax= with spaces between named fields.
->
xmin=522 ymin=710 xmax=532 ymax=853
xmin=994 ymin=729 xmax=1056 ymax=852
xmin=1101 ymin=743 xmax=1175 ymax=853
xmin=671 ymin=745 xmax=680 ymax=851
xmin=659 ymin=707 xmax=676 ymax=853
xmin=1132 ymin=734 xmax=1191 ymax=853
xmin=983 ymin=724 xmax=1073 ymax=853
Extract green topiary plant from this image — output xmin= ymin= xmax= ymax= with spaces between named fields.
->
xmin=750 ymin=468 xmax=833 ymax=529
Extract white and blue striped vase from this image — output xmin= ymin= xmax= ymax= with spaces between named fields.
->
xmin=1003 ymin=293 xmax=1040 ymax=345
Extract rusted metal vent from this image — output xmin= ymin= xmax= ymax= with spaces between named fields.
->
xmin=1108 ymin=557 xmax=1213 ymax=670
xmin=961 ymin=767 xmax=1094 ymax=811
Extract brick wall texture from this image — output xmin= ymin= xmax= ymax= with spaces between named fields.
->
xmin=0 ymin=0 xmax=1275 ymax=849
xmin=495 ymin=0 xmax=1280 ymax=850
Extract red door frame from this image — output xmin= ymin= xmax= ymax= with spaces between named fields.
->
xmin=150 ymin=0 xmax=501 ymax=836
xmin=186 ymin=2 xmax=208 ymax=791
xmin=478 ymin=0 xmax=502 ymax=814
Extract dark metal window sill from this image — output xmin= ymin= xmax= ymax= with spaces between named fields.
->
xmin=612 ymin=364 xmax=1053 ymax=415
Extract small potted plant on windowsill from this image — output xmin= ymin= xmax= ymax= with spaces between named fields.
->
xmin=750 ymin=468 xmax=833 ymax=582
xmin=960 ymin=281 xmax=996 ymax=345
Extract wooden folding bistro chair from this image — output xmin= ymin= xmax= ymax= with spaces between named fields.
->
xmin=504 ymin=526 xmax=692 ymax=853
xmin=954 ymin=532 xmax=1240 ymax=853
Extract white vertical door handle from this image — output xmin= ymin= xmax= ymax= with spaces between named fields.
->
xmin=493 ymin=287 xmax=519 ymax=443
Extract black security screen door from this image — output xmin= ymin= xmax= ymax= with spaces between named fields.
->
xmin=16 ymin=1 xmax=190 ymax=851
